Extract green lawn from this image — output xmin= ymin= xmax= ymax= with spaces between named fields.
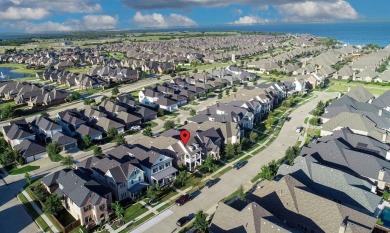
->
xmin=143 ymin=121 xmax=158 ymax=128
xmin=327 ymin=80 xmax=390 ymax=96
xmin=159 ymin=187 xmax=178 ymax=202
xmin=18 ymin=193 xmax=53 ymax=233
xmin=66 ymin=67 xmax=89 ymax=74
xmin=122 ymin=203 xmax=149 ymax=223
xmin=9 ymin=165 xmax=40 ymax=175
xmin=181 ymin=172 xmax=205 ymax=190
xmin=49 ymin=154 xmax=64 ymax=162
xmin=0 ymin=101 xmax=16 ymax=110
xmin=156 ymin=202 xmax=172 ymax=212
xmin=119 ymin=213 xmax=155 ymax=233
xmin=212 ymin=166 xmax=232 ymax=179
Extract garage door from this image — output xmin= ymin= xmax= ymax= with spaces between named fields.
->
xmin=34 ymin=152 xmax=48 ymax=161
xmin=26 ymin=156 xmax=34 ymax=163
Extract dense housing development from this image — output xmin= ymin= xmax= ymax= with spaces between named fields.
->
xmin=1 ymin=30 xmax=390 ymax=233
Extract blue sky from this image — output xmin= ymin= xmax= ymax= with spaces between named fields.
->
xmin=0 ymin=0 xmax=388 ymax=33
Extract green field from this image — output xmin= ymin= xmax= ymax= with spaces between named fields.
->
xmin=326 ymin=80 xmax=390 ymax=96
xmin=9 ymin=165 xmax=40 ymax=175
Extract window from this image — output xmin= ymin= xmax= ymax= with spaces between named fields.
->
xmin=131 ymin=180 xmax=133 ymax=184
xmin=153 ymin=168 xmax=158 ymax=173
xmin=159 ymin=165 xmax=164 ymax=170
xmin=83 ymin=205 xmax=91 ymax=212
xmin=165 ymin=162 xmax=170 ymax=168
xmin=100 ymin=204 xmax=105 ymax=211
xmin=138 ymin=177 xmax=141 ymax=181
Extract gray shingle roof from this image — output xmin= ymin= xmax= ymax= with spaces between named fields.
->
xmin=14 ymin=139 xmax=46 ymax=158
xmin=52 ymin=132 xmax=77 ymax=146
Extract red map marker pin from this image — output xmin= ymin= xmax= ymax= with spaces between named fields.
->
xmin=180 ymin=130 xmax=190 ymax=145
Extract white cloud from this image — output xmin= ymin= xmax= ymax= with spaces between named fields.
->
xmin=277 ymin=1 xmax=359 ymax=21
xmin=232 ymin=8 xmax=243 ymax=15
xmin=83 ymin=15 xmax=118 ymax=30
xmin=132 ymin=12 xmax=197 ymax=27
xmin=232 ymin=15 xmax=268 ymax=25
xmin=0 ymin=7 xmax=49 ymax=20
xmin=9 ymin=14 xmax=118 ymax=33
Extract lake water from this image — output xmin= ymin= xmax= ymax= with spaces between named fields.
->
xmin=0 ymin=67 xmax=30 ymax=79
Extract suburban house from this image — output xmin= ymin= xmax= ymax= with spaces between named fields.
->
xmin=301 ymin=130 xmax=390 ymax=191
xmin=52 ymin=132 xmax=78 ymax=151
xmin=345 ymin=86 xmax=375 ymax=103
xmin=57 ymin=109 xmax=86 ymax=137
xmin=76 ymin=125 xmax=103 ymax=141
xmin=14 ymin=139 xmax=48 ymax=163
xmin=31 ymin=116 xmax=62 ymax=142
xmin=2 ymin=120 xmax=35 ymax=147
xmin=93 ymin=117 xmax=125 ymax=134
xmin=247 ymin=175 xmax=376 ymax=233
xmin=106 ymin=145 xmax=177 ymax=187
xmin=114 ymin=112 xmax=142 ymax=129
xmin=41 ymin=170 xmax=113 ymax=227
xmin=134 ymin=106 xmax=157 ymax=122
xmin=77 ymin=157 xmax=148 ymax=201
xmin=183 ymin=121 xmax=241 ymax=145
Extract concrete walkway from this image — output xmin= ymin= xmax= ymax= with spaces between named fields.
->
xmin=20 ymin=189 xmax=59 ymax=233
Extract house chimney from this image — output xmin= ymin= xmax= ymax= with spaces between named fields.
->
xmin=386 ymin=150 xmax=390 ymax=160
xmin=234 ymin=93 xmax=236 ymax=100
xmin=378 ymin=168 xmax=385 ymax=181
xmin=338 ymin=92 xmax=342 ymax=99
xmin=379 ymin=109 xmax=383 ymax=116
xmin=338 ymin=222 xmax=347 ymax=233
xmin=371 ymin=184 xmax=377 ymax=193
xmin=207 ymin=107 xmax=210 ymax=115
xmin=383 ymin=133 xmax=387 ymax=143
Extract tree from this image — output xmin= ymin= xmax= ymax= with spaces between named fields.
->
xmin=193 ymin=210 xmax=208 ymax=233
xmin=142 ymin=126 xmax=153 ymax=137
xmin=175 ymin=171 xmax=188 ymax=187
xmin=225 ymin=89 xmax=230 ymax=96
xmin=25 ymin=172 xmax=31 ymax=186
xmin=34 ymin=184 xmax=48 ymax=200
xmin=163 ymin=120 xmax=176 ymax=131
xmin=193 ymin=68 xmax=198 ymax=73
xmin=157 ymin=108 xmax=165 ymax=117
xmin=1 ymin=104 xmax=14 ymax=119
xmin=383 ymin=190 xmax=390 ymax=200
xmin=94 ymin=146 xmax=102 ymax=156
xmin=67 ymin=91 xmax=80 ymax=102
xmin=107 ymin=127 xmax=118 ymax=139
xmin=44 ymin=194 xmax=63 ymax=216
xmin=112 ymin=87 xmax=120 ymax=96
xmin=241 ymin=137 xmax=250 ymax=150
xmin=237 ymin=184 xmax=246 ymax=201
xmin=282 ymin=100 xmax=291 ymax=108
xmin=309 ymin=117 xmax=320 ymax=126
xmin=265 ymin=114 xmax=274 ymax=132
xmin=249 ymin=131 xmax=258 ymax=143
xmin=203 ymin=156 xmax=215 ymax=172
xmin=40 ymin=112 xmax=50 ymax=118
xmin=46 ymin=142 xmax=61 ymax=158
xmin=232 ymin=86 xmax=237 ymax=92
xmin=115 ymin=134 xmax=126 ymax=146
xmin=82 ymin=135 xmax=92 ymax=148
xmin=217 ymin=92 xmax=223 ymax=99
xmin=224 ymin=143 xmax=235 ymax=158
xmin=147 ymin=186 xmax=157 ymax=200
xmin=112 ymin=201 xmax=125 ymax=219
xmin=258 ymin=160 xmax=278 ymax=181
xmin=61 ymin=155 xmax=74 ymax=168
xmin=189 ymin=109 xmax=196 ymax=116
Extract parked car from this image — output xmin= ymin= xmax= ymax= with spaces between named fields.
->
xmin=175 ymin=194 xmax=193 ymax=206
xmin=296 ymin=126 xmax=303 ymax=133
xmin=205 ymin=179 xmax=216 ymax=188
xmin=233 ymin=161 xmax=248 ymax=170
xmin=130 ymin=125 xmax=141 ymax=131
xmin=176 ymin=216 xmax=190 ymax=227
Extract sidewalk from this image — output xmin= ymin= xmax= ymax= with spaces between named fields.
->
xmin=20 ymin=189 xmax=59 ymax=233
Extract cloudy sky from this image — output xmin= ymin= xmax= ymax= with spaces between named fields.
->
xmin=0 ymin=0 xmax=388 ymax=33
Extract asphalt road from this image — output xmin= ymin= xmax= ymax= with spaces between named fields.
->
xmin=138 ymin=91 xmax=338 ymax=233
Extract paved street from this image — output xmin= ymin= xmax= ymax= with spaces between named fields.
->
xmin=135 ymin=91 xmax=337 ymax=233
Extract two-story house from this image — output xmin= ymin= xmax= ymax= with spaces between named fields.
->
xmin=2 ymin=120 xmax=35 ymax=147
xmin=77 ymin=157 xmax=148 ymax=201
xmin=57 ymin=109 xmax=86 ymax=137
xmin=31 ymin=116 xmax=62 ymax=142
xmin=41 ymin=170 xmax=112 ymax=227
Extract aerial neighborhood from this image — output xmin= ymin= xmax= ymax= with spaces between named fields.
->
xmin=1 ymin=31 xmax=390 ymax=233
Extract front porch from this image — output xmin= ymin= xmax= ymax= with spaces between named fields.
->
xmin=151 ymin=166 xmax=178 ymax=186
xmin=184 ymin=153 xmax=202 ymax=171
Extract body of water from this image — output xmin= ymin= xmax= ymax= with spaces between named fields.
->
xmin=0 ymin=67 xmax=30 ymax=79
xmin=0 ymin=21 xmax=389 ymax=49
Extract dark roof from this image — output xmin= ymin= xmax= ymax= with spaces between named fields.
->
xmin=14 ymin=139 xmax=46 ymax=158
xmin=31 ymin=116 xmax=61 ymax=131
xmin=3 ymin=120 xmax=34 ymax=140
xmin=76 ymin=124 xmax=102 ymax=137
xmin=52 ymin=132 xmax=77 ymax=146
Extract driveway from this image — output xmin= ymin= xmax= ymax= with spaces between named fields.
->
xmin=137 ymin=91 xmax=337 ymax=233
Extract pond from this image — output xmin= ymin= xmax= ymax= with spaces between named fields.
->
xmin=0 ymin=67 xmax=30 ymax=79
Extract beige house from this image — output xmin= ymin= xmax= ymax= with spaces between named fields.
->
xmin=42 ymin=170 xmax=113 ymax=227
